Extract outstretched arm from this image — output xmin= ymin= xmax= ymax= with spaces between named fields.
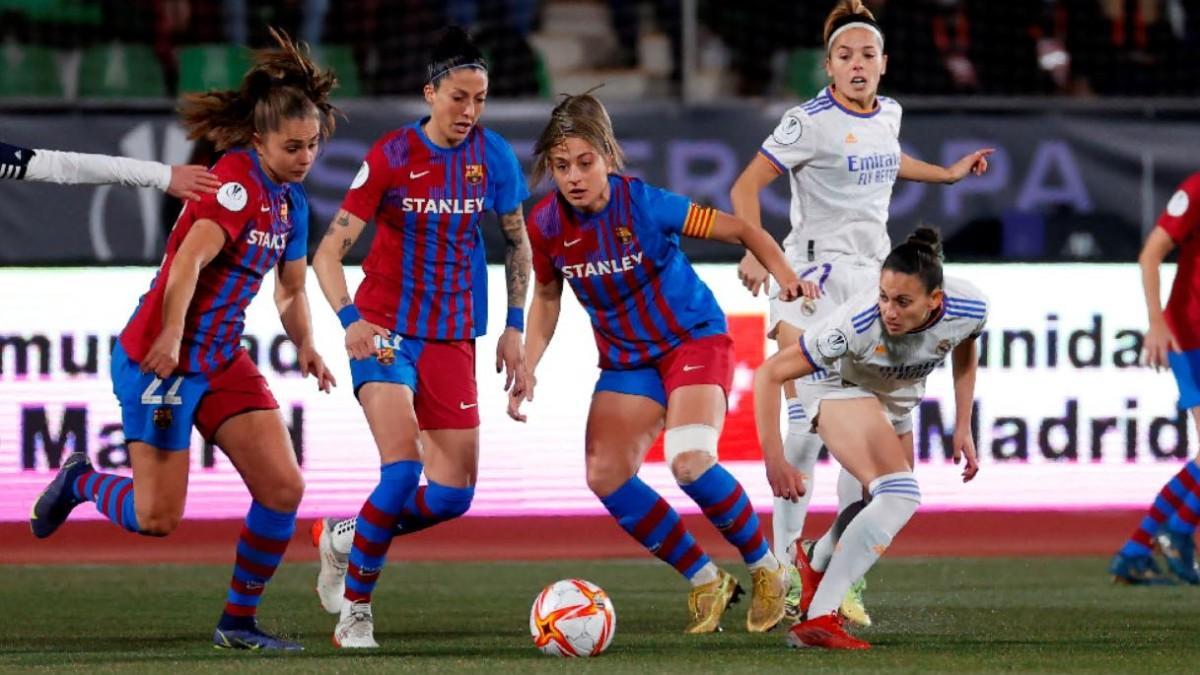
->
xmin=706 ymin=211 xmax=812 ymax=300
xmin=2 ymin=143 xmax=218 ymax=200
xmin=899 ymin=149 xmax=993 ymax=184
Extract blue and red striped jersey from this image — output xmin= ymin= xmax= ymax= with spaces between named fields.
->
xmin=341 ymin=119 xmax=527 ymax=340
xmin=528 ymin=175 xmax=726 ymax=369
xmin=120 ymin=149 xmax=309 ymax=374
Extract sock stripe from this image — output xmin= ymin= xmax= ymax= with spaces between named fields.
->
xmin=112 ymin=482 xmax=134 ymax=530
xmin=601 ymin=476 xmax=713 ymax=581
xmin=414 ymin=486 xmax=433 ymax=518
xmin=238 ymin=526 xmax=291 ymax=555
xmin=683 ymin=465 xmax=771 ymax=566
xmin=676 ymin=544 xmax=706 ymax=577
xmin=1121 ymin=463 xmax=1200 ymax=558
xmin=223 ymin=501 xmax=297 ymax=619
xmin=701 ymin=483 xmax=744 ymax=520
xmin=631 ymin=498 xmax=671 ymax=541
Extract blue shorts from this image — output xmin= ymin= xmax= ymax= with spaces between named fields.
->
xmin=594 ymin=368 xmax=668 ymax=408
xmin=1169 ymin=350 xmax=1200 ymax=410
xmin=350 ymin=333 xmax=422 ymax=394
xmin=349 ymin=333 xmax=480 ymax=430
xmin=111 ymin=342 xmax=211 ymax=451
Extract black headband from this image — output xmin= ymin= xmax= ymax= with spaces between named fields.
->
xmin=426 ymin=56 xmax=488 ymax=84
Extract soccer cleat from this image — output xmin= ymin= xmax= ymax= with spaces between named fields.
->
xmin=787 ymin=612 xmax=871 ymax=650
xmin=782 ymin=563 xmax=804 ymax=623
xmin=311 ymin=517 xmax=349 ymax=613
xmin=684 ymin=568 xmax=743 ymax=634
xmin=793 ymin=539 xmax=824 ymax=618
xmin=213 ymin=624 xmax=303 ymax=651
xmin=30 ymin=452 xmax=92 ymax=539
xmin=839 ymin=577 xmax=872 ymax=627
xmin=747 ymin=562 xmax=792 ymax=632
xmin=1155 ymin=531 xmax=1200 ymax=585
xmin=1109 ymin=552 xmax=1174 ymax=585
xmin=333 ymin=602 xmax=380 ymax=648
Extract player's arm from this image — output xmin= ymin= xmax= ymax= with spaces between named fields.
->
xmin=275 ymin=257 xmax=335 ymax=392
xmin=729 ymin=154 xmax=783 ymax=296
xmin=508 ymin=276 xmax=563 ymax=423
xmin=312 ymin=208 xmax=388 ymax=360
xmin=899 ymin=149 xmax=993 ymax=184
xmin=5 ymin=143 xmax=218 ymax=200
xmin=141 ymin=220 xmax=226 ymax=378
xmin=753 ymin=341 xmax=817 ymax=501
xmin=1139 ymin=226 xmax=1178 ymax=369
xmin=703 ymin=210 xmax=810 ymax=300
xmin=950 ymin=337 xmax=980 ymax=482
xmin=497 ymin=208 xmax=533 ymax=393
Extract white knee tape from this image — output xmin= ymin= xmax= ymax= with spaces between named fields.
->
xmin=663 ymin=424 xmax=720 ymax=467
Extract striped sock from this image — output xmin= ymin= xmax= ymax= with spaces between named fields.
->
xmin=600 ymin=475 xmax=711 ymax=581
xmin=680 ymin=464 xmax=773 ymax=568
xmin=72 ymin=470 xmax=139 ymax=533
xmin=1167 ymin=489 xmax=1200 ymax=535
xmin=218 ymin=501 xmax=295 ymax=628
xmin=392 ymin=482 xmax=475 ymax=536
xmin=344 ymin=460 xmax=422 ymax=604
xmin=1120 ymin=462 xmax=1200 ymax=557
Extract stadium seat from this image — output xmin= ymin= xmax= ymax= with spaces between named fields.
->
xmin=0 ymin=43 xmax=65 ymax=97
xmin=178 ymin=44 xmax=253 ymax=93
xmin=78 ymin=43 xmax=165 ymax=98
xmin=787 ymin=48 xmax=827 ymax=98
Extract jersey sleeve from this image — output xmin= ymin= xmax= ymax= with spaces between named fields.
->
xmin=340 ymin=135 xmax=396 ymax=223
xmin=283 ymin=185 xmax=310 ymax=262
xmin=190 ymin=157 xmax=256 ymax=241
xmin=486 ymin=131 xmax=530 ymax=216
xmin=799 ymin=299 xmax=877 ymax=375
xmin=526 ymin=202 xmax=560 ymax=285
xmin=0 ymin=141 xmax=34 ymax=180
xmin=1157 ymin=173 xmax=1200 ymax=243
xmin=628 ymin=179 xmax=711 ymax=237
xmin=758 ymin=107 xmax=817 ymax=174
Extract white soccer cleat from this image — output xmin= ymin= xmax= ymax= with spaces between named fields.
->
xmin=311 ymin=516 xmax=348 ymax=614
xmin=333 ymin=602 xmax=379 ymax=649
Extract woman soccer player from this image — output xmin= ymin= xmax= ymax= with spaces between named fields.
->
xmin=730 ymin=0 xmax=992 ymax=625
xmin=1 ymin=140 xmax=218 ymax=201
xmin=754 ymin=228 xmax=983 ymax=649
xmin=29 ymin=29 xmax=339 ymax=650
xmin=309 ymin=27 xmax=531 ymax=648
xmin=508 ymin=92 xmax=813 ymax=634
xmin=1110 ymin=171 xmax=1200 ymax=586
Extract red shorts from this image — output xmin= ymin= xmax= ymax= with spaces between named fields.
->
xmin=195 ymin=350 xmax=279 ymax=440
xmin=657 ymin=333 xmax=735 ymax=399
xmin=350 ymin=337 xmax=479 ymax=430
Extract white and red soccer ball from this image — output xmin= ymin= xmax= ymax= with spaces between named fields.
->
xmin=529 ymin=578 xmax=616 ymax=657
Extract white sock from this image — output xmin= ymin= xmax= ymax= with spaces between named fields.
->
xmin=809 ymin=467 xmax=866 ymax=572
xmin=807 ymin=472 xmax=921 ymax=618
xmin=747 ymin=550 xmax=780 ymax=572
xmin=330 ymin=516 xmax=357 ymax=556
xmin=688 ymin=562 xmax=720 ymax=587
xmin=772 ymin=399 xmax=821 ymax=562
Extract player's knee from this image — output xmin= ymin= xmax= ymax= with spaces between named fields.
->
xmin=585 ymin=447 xmax=635 ymax=498
xmin=136 ymin=507 xmax=183 ymax=537
xmin=265 ymin=474 xmax=306 ymax=512
xmin=425 ymin=481 xmax=474 ymax=520
xmin=664 ymin=425 xmax=720 ymax=485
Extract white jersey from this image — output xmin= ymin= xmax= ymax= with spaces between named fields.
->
xmin=759 ymin=87 xmax=902 ymax=266
xmin=799 ymin=276 xmax=988 ymax=419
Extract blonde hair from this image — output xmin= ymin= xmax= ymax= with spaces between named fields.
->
xmin=178 ymin=27 xmax=340 ymax=151
xmin=823 ymin=0 xmax=880 ymax=47
xmin=531 ymin=91 xmax=625 ymax=185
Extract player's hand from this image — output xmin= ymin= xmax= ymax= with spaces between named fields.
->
xmin=506 ymin=371 xmax=536 ymax=423
xmin=737 ymin=252 xmax=770 ymax=296
xmin=952 ymin=426 xmax=979 ymax=482
xmin=297 ymin=341 xmax=336 ymax=393
xmin=776 ymin=278 xmax=820 ymax=302
xmin=765 ymin=455 xmax=807 ymax=502
xmin=945 ymin=148 xmax=994 ymax=183
xmin=345 ymin=319 xmax=391 ymax=361
xmin=1143 ymin=319 xmax=1179 ymax=371
xmin=142 ymin=327 xmax=182 ymax=379
xmin=496 ymin=327 xmax=528 ymax=394
xmin=167 ymin=165 xmax=220 ymax=201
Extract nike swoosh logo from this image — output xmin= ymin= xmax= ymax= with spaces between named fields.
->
xmin=459 ymin=402 xmax=478 ymax=409
xmin=682 ymin=364 xmax=704 ymax=372
xmin=260 ymin=205 xmax=271 ymax=212
xmin=564 ymin=238 xmax=583 ymax=247
xmin=410 ymin=170 xmax=430 ymax=179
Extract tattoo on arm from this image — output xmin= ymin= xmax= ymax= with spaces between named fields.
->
xmin=500 ymin=210 xmax=531 ymax=309
xmin=338 ymin=295 xmax=352 ymax=310
xmin=340 ymin=237 xmax=352 ymax=255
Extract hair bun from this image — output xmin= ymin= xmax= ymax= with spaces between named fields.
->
xmin=906 ymin=226 xmax=944 ymax=260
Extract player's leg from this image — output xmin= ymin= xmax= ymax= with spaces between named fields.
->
xmin=789 ymin=396 xmax=917 ymax=650
xmin=770 ymin=320 xmax=823 ymax=565
xmin=1152 ymin=405 xmax=1200 ymax=585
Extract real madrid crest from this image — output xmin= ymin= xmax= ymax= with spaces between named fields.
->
xmin=800 ymin=297 xmax=816 ymax=316
xmin=465 ymin=164 xmax=484 ymax=184
xmin=936 ymin=339 xmax=953 ymax=355
xmin=152 ymin=406 xmax=173 ymax=430
xmin=279 ymin=198 xmax=288 ymax=222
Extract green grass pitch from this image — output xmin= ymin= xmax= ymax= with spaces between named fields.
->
xmin=0 ymin=558 xmax=1195 ymax=673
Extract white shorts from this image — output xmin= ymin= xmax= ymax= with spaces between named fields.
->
xmin=795 ymin=375 xmax=915 ymax=436
xmin=768 ymin=255 xmax=879 ymax=339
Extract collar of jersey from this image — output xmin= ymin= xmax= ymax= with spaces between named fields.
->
xmin=825 ymin=86 xmax=882 ymax=119
xmin=413 ymin=117 xmax=472 ymax=155
xmin=906 ymin=303 xmax=945 ymax=334
xmin=244 ymin=149 xmax=287 ymax=196
xmin=564 ymin=174 xmax=620 ymax=222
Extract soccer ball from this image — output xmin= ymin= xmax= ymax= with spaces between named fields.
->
xmin=529 ymin=578 xmax=616 ymax=657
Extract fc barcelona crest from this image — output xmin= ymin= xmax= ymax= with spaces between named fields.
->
xmin=465 ymin=164 xmax=484 ymax=184
xmin=152 ymin=406 xmax=173 ymax=430
xmin=616 ymin=226 xmax=633 ymax=245
xmin=279 ymin=199 xmax=288 ymax=222
xmin=376 ymin=346 xmax=396 ymax=366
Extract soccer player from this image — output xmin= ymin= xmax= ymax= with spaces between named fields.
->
xmin=754 ymin=228 xmax=984 ymax=649
xmin=508 ymin=92 xmax=813 ymax=635
xmin=28 ymin=29 xmax=339 ymax=651
xmin=1110 ymin=171 xmax=1200 ymax=586
xmin=0 ymin=140 xmax=218 ymax=201
xmin=309 ymin=27 xmax=531 ymax=648
xmin=729 ymin=0 xmax=992 ymax=625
